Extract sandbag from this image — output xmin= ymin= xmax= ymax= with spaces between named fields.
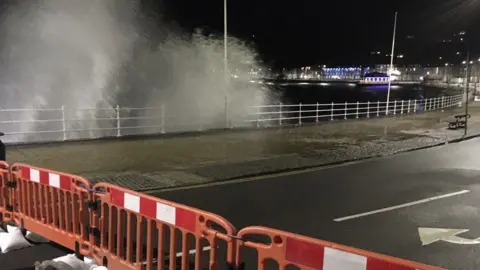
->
xmin=0 ymin=225 xmax=32 ymax=253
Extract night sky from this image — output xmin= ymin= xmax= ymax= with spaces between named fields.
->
xmin=161 ymin=0 xmax=480 ymax=67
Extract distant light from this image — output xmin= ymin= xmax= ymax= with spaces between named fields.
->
xmin=470 ymin=61 xmax=474 ymax=64
xmin=397 ymin=54 xmax=404 ymax=58
xmin=457 ymin=52 xmax=461 ymax=55
xmin=462 ymin=60 xmax=467 ymax=64
xmin=445 ymin=63 xmax=449 ymax=66
xmin=439 ymin=57 xmax=442 ymax=60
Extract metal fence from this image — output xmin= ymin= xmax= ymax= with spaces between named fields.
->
xmin=0 ymin=94 xmax=464 ymax=143
xmin=248 ymin=94 xmax=464 ymax=127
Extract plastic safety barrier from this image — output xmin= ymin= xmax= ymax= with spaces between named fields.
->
xmin=0 ymin=161 xmax=13 ymax=223
xmin=90 ymin=183 xmax=237 ymax=270
xmin=0 ymin=163 xmax=446 ymax=270
xmin=235 ymin=226 xmax=446 ymax=270
xmin=9 ymin=163 xmax=94 ymax=256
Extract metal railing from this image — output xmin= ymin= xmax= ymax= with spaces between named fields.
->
xmin=0 ymin=94 xmax=464 ymax=143
xmin=248 ymin=94 xmax=464 ymax=127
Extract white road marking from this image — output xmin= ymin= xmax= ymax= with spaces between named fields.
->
xmin=333 ymin=189 xmax=470 ymax=222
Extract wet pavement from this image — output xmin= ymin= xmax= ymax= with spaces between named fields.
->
xmin=156 ymin=136 xmax=480 ymax=270
xmin=5 ymin=102 xmax=480 ymax=191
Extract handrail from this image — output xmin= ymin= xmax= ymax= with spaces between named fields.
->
xmin=0 ymin=94 xmax=464 ymax=143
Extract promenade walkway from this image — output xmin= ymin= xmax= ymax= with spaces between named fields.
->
xmin=6 ymin=102 xmax=480 ymax=192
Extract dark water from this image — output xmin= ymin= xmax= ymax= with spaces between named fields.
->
xmin=246 ymin=81 xmax=463 ymax=125
xmin=271 ymin=82 xmax=461 ymax=105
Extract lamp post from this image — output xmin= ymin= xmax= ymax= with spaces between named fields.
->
xmin=464 ymin=50 xmax=470 ymax=136
xmin=386 ymin=12 xmax=398 ymax=115
xmin=0 ymin=132 xmax=5 ymax=162
xmin=223 ymin=0 xmax=229 ymax=129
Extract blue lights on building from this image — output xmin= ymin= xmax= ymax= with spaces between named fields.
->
xmin=322 ymin=67 xmax=365 ymax=79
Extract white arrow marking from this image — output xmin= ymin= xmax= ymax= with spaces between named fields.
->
xmin=418 ymin=228 xmax=480 ymax=246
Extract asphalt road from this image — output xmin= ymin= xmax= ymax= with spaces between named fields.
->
xmin=154 ymin=137 xmax=480 ymax=270
xmin=0 ymin=242 xmax=70 ymax=270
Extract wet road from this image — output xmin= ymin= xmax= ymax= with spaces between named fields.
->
xmin=0 ymin=243 xmax=69 ymax=270
xmin=155 ymin=137 xmax=480 ymax=270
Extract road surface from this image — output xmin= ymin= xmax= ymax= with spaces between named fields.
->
xmin=0 ymin=242 xmax=69 ymax=270
xmin=154 ymin=137 xmax=480 ymax=270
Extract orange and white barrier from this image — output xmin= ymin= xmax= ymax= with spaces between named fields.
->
xmin=9 ymin=163 xmax=94 ymax=257
xmin=235 ymin=226 xmax=445 ymax=270
xmin=90 ymin=183 xmax=237 ymax=270
xmin=0 ymin=161 xmax=13 ymax=223
xmin=0 ymin=162 xmax=446 ymax=270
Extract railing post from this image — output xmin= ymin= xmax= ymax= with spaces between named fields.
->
xmin=116 ymin=105 xmax=121 ymax=137
xmin=377 ymin=101 xmax=380 ymax=116
xmin=400 ymin=100 xmax=404 ymax=114
xmin=330 ymin=102 xmax=334 ymax=121
xmin=256 ymin=105 xmax=260 ymax=128
xmin=161 ymin=103 xmax=165 ymax=133
xmin=356 ymin=102 xmax=359 ymax=118
xmin=367 ymin=101 xmax=370 ymax=118
xmin=298 ymin=103 xmax=302 ymax=124
xmin=442 ymin=96 xmax=445 ymax=108
xmin=344 ymin=102 xmax=347 ymax=120
xmin=61 ymin=105 xmax=67 ymax=141
xmin=408 ymin=100 xmax=411 ymax=113
xmin=279 ymin=103 xmax=283 ymax=126
xmin=316 ymin=102 xmax=319 ymax=123
xmin=393 ymin=100 xmax=397 ymax=115
xmin=414 ymin=99 xmax=417 ymax=112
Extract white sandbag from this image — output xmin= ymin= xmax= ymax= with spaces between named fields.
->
xmin=53 ymin=254 xmax=93 ymax=270
xmin=25 ymin=230 xmax=50 ymax=243
xmin=6 ymin=224 xmax=49 ymax=243
xmin=37 ymin=254 xmax=108 ymax=270
xmin=83 ymin=257 xmax=108 ymax=270
xmin=6 ymin=224 xmax=18 ymax=233
xmin=35 ymin=260 xmax=75 ymax=270
xmin=0 ymin=225 xmax=32 ymax=253
xmin=89 ymin=266 xmax=108 ymax=270
xmin=83 ymin=257 xmax=95 ymax=265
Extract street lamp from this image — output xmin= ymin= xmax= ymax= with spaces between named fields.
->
xmin=223 ymin=0 xmax=229 ymax=128
xmin=386 ymin=12 xmax=398 ymax=116
xmin=464 ymin=49 xmax=471 ymax=136
xmin=0 ymin=132 xmax=5 ymax=162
